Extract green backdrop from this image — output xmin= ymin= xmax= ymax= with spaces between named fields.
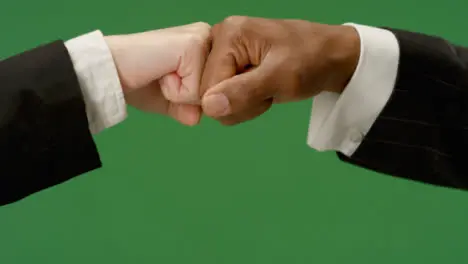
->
xmin=1 ymin=1 xmax=468 ymax=263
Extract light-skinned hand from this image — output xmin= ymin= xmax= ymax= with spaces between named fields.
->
xmin=105 ymin=22 xmax=211 ymax=126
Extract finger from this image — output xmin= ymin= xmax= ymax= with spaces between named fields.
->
xmin=124 ymin=80 xmax=170 ymax=114
xmin=177 ymin=31 xmax=212 ymax=104
xmin=160 ymin=23 xmax=211 ymax=105
xmin=167 ymin=102 xmax=202 ymax=126
xmin=200 ymin=50 xmax=238 ymax=97
xmin=201 ymin=66 xmax=275 ymax=118
xmin=160 ymin=73 xmax=183 ymax=101
xmin=216 ymin=99 xmax=273 ymax=126
xmin=160 ymin=47 xmax=210 ymax=104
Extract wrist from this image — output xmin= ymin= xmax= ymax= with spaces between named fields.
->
xmin=104 ymin=35 xmax=132 ymax=94
xmin=324 ymin=25 xmax=361 ymax=94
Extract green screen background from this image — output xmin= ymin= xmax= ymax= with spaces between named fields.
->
xmin=1 ymin=1 xmax=468 ymax=263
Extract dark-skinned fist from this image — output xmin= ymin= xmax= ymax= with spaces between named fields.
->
xmin=200 ymin=16 xmax=360 ymax=125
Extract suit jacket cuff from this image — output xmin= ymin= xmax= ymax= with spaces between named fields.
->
xmin=65 ymin=30 xmax=127 ymax=134
xmin=307 ymin=23 xmax=400 ymax=156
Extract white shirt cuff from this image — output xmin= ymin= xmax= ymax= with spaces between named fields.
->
xmin=307 ymin=24 xmax=400 ymax=156
xmin=65 ymin=30 xmax=127 ymax=134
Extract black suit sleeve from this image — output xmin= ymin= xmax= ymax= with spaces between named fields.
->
xmin=0 ymin=41 xmax=102 ymax=206
xmin=338 ymin=28 xmax=468 ymax=190
xmin=338 ymin=29 xmax=468 ymax=189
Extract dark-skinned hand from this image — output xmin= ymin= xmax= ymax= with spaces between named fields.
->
xmin=200 ymin=16 xmax=360 ymax=125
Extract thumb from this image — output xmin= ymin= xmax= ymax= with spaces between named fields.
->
xmin=201 ymin=67 xmax=275 ymax=117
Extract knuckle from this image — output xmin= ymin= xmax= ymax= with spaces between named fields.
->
xmin=187 ymin=21 xmax=211 ymax=33
xmin=221 ymin=16 xmax=248 ymax=36
xmin=192 ymin=21 xmax=211 ymax=30
xmin=187 ymin=22 xmax=211 ymax=41
xmin=198 ymin=23 xmax=212 ymax=36
xmin=223 ymin=15 xmax=248 ymax=26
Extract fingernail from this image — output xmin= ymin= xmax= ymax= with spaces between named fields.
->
xmin=203 ymin=94 xmax=231 ymax=117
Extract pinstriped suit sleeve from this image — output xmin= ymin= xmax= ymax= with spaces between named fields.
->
xmin=338 ymin=29 xmax=468 ymax=190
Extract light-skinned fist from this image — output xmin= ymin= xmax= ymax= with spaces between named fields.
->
xmin=105 ymin=22 xmax=211 ymax=126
